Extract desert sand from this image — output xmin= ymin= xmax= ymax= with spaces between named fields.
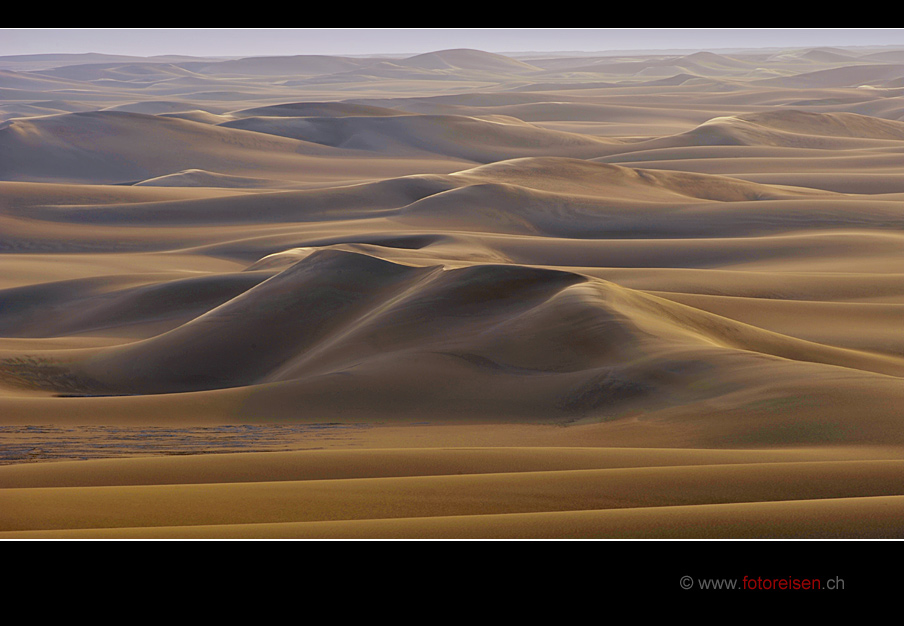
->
xmin=1 ymin=43 xmax=904 ymax=539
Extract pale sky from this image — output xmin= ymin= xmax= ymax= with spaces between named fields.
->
xmin=2 ymin=29 xmax=903 ymax=58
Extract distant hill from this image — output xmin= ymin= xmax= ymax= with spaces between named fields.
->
xmin=195 ymin=55 xmax=378 ymax=76
xmin=396 ymin=49 xmax=541 ymax=73
xmin=0 ymin=53 xmax=224 ymax=71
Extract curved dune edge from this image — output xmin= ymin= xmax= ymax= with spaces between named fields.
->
xmin=2 ymin=447 xmax=904 ymax=538
xmin=4 ymin=445 xmax=904 ymax=489
xmin=4 ymin=248 xmax=903 ymax=403
xmin=4 ymin=495 xmax=904 ymax=539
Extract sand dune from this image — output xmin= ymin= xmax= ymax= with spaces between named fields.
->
xmin=10 ymin=460 xmax=904 ymax=530
xmin=2 ymin=42 xmax=904 ymax=539
xmin=232 ymin=101 xmax=405 ymax=118
xmin=0 ymin=53 xmax=216 ymax=72
xmin=682 ymin=111 xmax=904 ymax=148
xmin=0 ymin=271 xmax=268 ymax=338
xmin=288 ymin=51 xmax=544 ymax=86
xmin=3 ymin=248 xmax=902 ymax=425
xmin=397 ymin=49 xmax=542 ymax=73
xmin=103 ymin=100 xmax=227 ymax=115
xmin=755 ymin=64 xmax=904 ymax=88
xmin=3 ymin=447 xmax=904 ymax=538
xmin=158 ymin=110 xmax=237 ymax=125
xmin=38 ymin=62 xmax=203 ymax=83
xmin=133 ymin=169 xmax=299 ymax=189
xmin=584 ymin=110 xmax=904 ymax=157
xmin=195 ymin=55 xmax=376 ymax=77
xmin=220 ymin=114 xmax=619 ymax=162
xmin=0 ymin=69 xmax=89 ymax=91
xmin=0 ymin=110 xmax=338 ymax=183
xmin=451 ymin=157 xmax=828 ymax=200
xmin=0 ymin=99 xmax=94 ymax=120
xmin=0 ymin=110 xmax=471 ymax=185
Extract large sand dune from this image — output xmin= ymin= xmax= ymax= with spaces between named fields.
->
xmin=2 ymin=42 xmax=904 ymax=539
xmin=220 ymin=114 xmax=620 ymax=162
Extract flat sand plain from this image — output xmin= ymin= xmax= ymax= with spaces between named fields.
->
xmin=1 ymin=46 xmax=904 ymax=538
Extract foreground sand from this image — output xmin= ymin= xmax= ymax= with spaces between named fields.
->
xmin=3 ymin=426 xmax=904 ymax=538
xmin=2 ymin=44 xmax=904 ymax=538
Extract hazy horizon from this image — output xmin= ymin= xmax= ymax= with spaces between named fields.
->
xmin=2 ymin=28 xmax=903 ymax=58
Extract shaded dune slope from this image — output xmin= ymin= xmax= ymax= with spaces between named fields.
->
xmin=448 ymin=157 xmax=828 ymax=201
xmin=680 ymin=111 xmax=904 ymax=149
xmin=231 ymin=101 xmax=405 ymax=119
xmin=2 ymin=250 xmax=901 ymax=427
xmin=591 ymin=110 xmax=904 ymax=157
xmin=0 ymin=110 xmax=356 ymax=184
xmin=7 ymin=158 xmax=854 ymax=238
xmin=0 ymin=272 xmax=269 ymax=338
xmin=219 ymin=115 xmax=619 ymax=162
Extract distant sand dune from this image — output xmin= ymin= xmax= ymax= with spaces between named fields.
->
xmin=133 ymin=169 xmax=299 ymax=189
xmin=232 ymin=101 xmax=406 ymax=119
xmin=220 ymin=114 xmax=620 ymax=162
xmin=397 ymin=49 xmax=542 ymax=73
xmin=195 ymin=55 xmax=376 ymax=77
xmin=754 ymin=63 xmax=904 ymax=88
xmin=0 ymin=111 xmax=342 ymax=184
xmin=585 ymin=110 xmax=904 ymax=156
